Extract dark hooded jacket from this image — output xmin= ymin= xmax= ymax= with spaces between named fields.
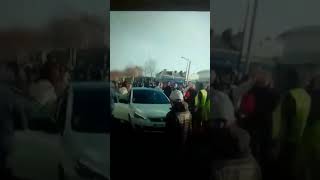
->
xmin=165 ymin=101 xmax=192 ymax=146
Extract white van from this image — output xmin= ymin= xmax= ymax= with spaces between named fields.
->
xmin=10 ymin=82 xmax=110 ymax=180
xmin=57 ymin=82 xmax=110 ymax=180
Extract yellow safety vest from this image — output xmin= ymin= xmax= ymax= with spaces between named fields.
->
xmin=195 ymin=89 xmax=208 ymax=108
xmin=195 ymin=89 xmax=209 ymax=122
xmin=272 ymin=99 xmax=283 ymax=140
xmin=273 ymin=89 xmax=319 ymax=180
xmin=272 ymin=88 xmax=311 ymax=143
xmin=289 ymin=89 xmax=311 ymax=143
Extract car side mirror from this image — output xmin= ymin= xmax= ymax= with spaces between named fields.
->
xmin=28 ymin=116 xmax=59 ymax=134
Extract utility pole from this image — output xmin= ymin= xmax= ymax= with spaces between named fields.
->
xmin=181 ymin=56 xmax=191 ymax=82
xmin=187 ymin=61 xmax=191 ymax=82
xmin=245 ymin=0 xmax=259 ymax=73
xmin=237 ymin=0 xmax=251 ymax=72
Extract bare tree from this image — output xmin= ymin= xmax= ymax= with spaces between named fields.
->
xmin=144 ymin=59 xmax=157 ymax=77
xmin=124 ymin=65 xmax=144 ymax=80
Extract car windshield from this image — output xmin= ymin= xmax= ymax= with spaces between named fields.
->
xmin=72 ymin=87 xmax=110 ymax=133
xmin=132 ymin=89 xmax=170 ymax=104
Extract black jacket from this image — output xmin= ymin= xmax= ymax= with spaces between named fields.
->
xmin=165 ymin=102 xmax=192 ymax=146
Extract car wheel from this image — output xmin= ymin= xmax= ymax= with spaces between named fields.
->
xmin=58 ymin=164 xmax=67 ymax=180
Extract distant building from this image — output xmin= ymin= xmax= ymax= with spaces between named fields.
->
xmin=274 ymin=26 xmax=320 ymax=90
xmin=156 ymin=69 xmax=186 ymax=83
xmin=197 ymin=70 xmax=210 ymax=83
xmin=277 ymin=25 xmax=320 ymax=64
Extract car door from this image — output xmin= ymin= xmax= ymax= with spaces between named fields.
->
xmin=113 ymin=91 xmax=131 ymax=122
xmin=10 ymin=97 xmax=62 ymax=180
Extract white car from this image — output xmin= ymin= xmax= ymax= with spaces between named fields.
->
xmin=57 ymin=82 xmax=110 ymax=180
xmin=113 ymin=87 xmax=171 ymax=131
xmin=9 ymin=92 xmax=62 ymax=180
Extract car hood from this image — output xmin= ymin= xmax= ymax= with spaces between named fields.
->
xmin=73 ymin=132 xmax=110 ymax=179
xmin=132 ymin=103 xmax=171 ymax=118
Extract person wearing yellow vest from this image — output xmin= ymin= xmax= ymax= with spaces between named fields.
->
xmin=194 ymin=82 xmax=208 ymax=131
xmin=303 ymin=74 xmax=320 ymax=180
xmin=272 ymin=69 xmax=312 ymax=180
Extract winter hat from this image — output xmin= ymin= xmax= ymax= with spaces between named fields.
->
xmin=169 ymin=89 xmax=184 ymax=102
xmin=210 ymin=90 xmax=236 ymax=125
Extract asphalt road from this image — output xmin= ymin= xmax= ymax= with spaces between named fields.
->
xmin=111 ymin=118 xmax=209 ymax=180
xmin=111 ymin=116 xmax=216 ymax=180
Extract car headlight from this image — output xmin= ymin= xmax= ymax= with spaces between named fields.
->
xmin=134 ymin=112 xmax=147 ymax=119
xmin=75 ymin=160 xmax=108 ymax=180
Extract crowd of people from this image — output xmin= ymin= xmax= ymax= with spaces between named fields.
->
xmin=2 ymin=60 xmax=320 ymax=179
xmin=0 ymin=54 xmax=71 ymax=179
xmin=112 ymin=67 xmax=319 ymax=180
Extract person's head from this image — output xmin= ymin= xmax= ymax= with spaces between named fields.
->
xmin=169 ymin=89 xmax=184 ymax=103
xmin=174 ymin=83 xmax=178 ymax=89
xmin=211 ymin=70 xmax=217 ymax=83
xmin=287 ymin=69 xmax=300 ymax=89
xmin=206 ymin=83 xmax=210 ymax=92
xmin=212 ymin=125 xmax=251 ymax=159
xmin=188 ymin=81 xmax=193 ymax=87
xmin=254 ymin=70 xmax=272 ymax=88
xmin=40 ymin=61 xmax=60 ymax=84
xmin=197 ymin=82 xmax=204 ymax=90
xmin=209 ymin=91 xmax=236 ymax=129
xmin=127 ymin=83 xmax=132 ymax=90
xmin=167 ymin=81 xmax=171 ymax=86
xmin=122 ymin=81 xmax=127 ymax=88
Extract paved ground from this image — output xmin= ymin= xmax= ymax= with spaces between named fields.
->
xmin=111 ymin=118 xmax=208 ymax=180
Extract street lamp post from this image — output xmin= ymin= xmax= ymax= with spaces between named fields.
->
xmin=181 ymin=57 xmax=191 ymax=82
xmin=245 ymin=0 xmax=259 ymax=73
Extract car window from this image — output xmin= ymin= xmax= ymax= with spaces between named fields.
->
xmin=132 ymin=90 xmax=170 ymax=104
xmin=72 ymin=88 xmax=110 ymax=133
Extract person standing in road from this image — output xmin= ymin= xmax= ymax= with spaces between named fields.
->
xmin=163 ymin=81 xmax=172 ymax=98
xmin=272 ymin=69 xmax=311 ymax=180
xmin=155 ymin=82 xmax=163 ymax=92
xmin=302 ymin=74 xmax=320 ymax=180
xmin=165 ymin=89 xmax=192 ymax=178
xmin=28 ymin=60 xmax=60 ymax=116
xmin=239 ymin=70 xmax=279 ymax=179
xmin=194 ymin=82 xmax=208 ymax=131
xmin=208 ymin=118 xmax=261 ymax=180
xmin=119 ymin=81 xmax=128 ymax=95
xmin=184 ymin=82 xmax=197 ymax=116
xmin=126 ymin=82 xmax=132 ymax=93
xmin=166 ymin=89 xmax=192 ymax=147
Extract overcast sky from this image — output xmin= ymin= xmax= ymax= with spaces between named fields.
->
xmin=212 ymin=0 xmax=320 ymax=42
xmin=0 ymin=0 xmax=109 ymax=29
xmin=110 ymin=11 xmax=210 ymax=74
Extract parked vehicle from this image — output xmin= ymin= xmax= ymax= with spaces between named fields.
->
xmin=9 ymin=93 xmax=62 ymax=180
xmin=57 ymin=82 xmax=110 ymax=180
xmin=10 ymin=82 xmax=110 ymax=180
xmin=113 ymin=87 xmax=171 ymax=132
